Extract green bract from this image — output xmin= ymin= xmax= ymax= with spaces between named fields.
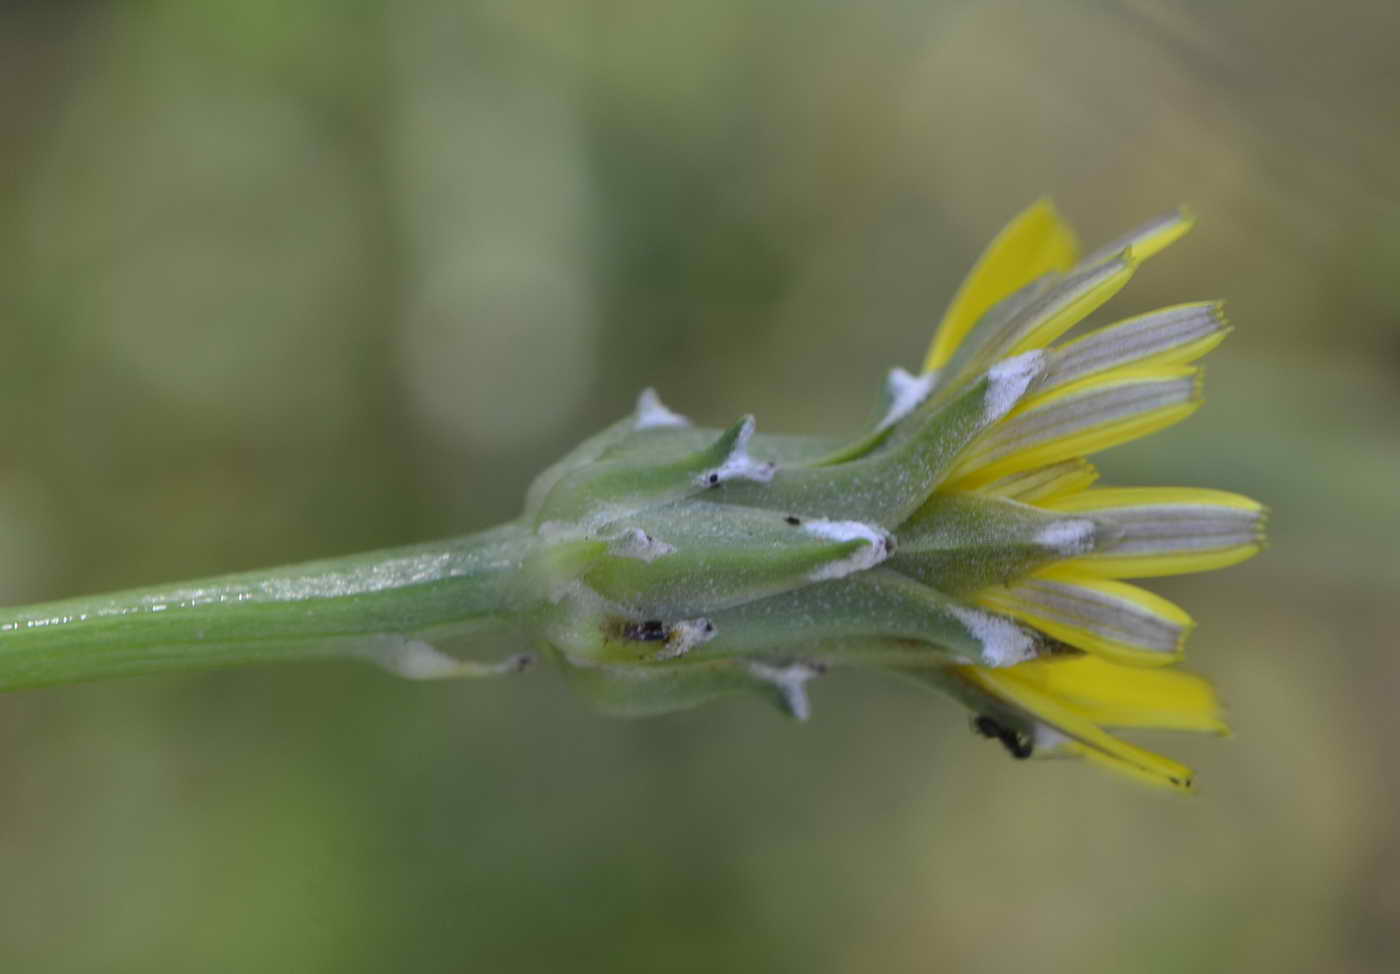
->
xmin=517 ymin=352 xmax=1091 ymax=720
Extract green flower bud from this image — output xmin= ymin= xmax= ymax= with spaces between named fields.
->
xmin=514 ymin=351 xmax=1086 ymax=720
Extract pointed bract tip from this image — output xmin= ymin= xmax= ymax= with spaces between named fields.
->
xmin=878 ymin=367 xmax=937 ymax=432
xmin=696 ymin=415 xmax=776 ymax=486
xmin=634 ymin=388 xmax=691 ymax=430
xmin=1035 ymin=518 xmax=1098 ymax=557
xmin=608 ymin=527 xmax=676 ymax=563
xmin=948 ymin=606 xmax=1041 ymax=667
xmin=748 ymin=660 xmax=824 ymax=721
xmin=800 ymin=519 xmax=894 ymax=580
xmin=984 ymin=350 xmax=1049 ymax=422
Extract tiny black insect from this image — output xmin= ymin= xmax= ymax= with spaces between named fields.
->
xmin=972 ymin=714 xmax=1033 ymax=760
xmin=972 ymin=715 xmax=1000 ymax=739
xmin=706 ymin=473 xmax=720 ymax=486
xmin=784 ymin=515 xmax=801 ymax=526
xmin=624 ymin=619 xmax=668 ymax=642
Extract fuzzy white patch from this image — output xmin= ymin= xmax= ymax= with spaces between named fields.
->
xmin=633 ymin=387 xmax=691 ymax=430
xmin=949 ymin=606 xmax=1039 ymax=667
xmin=657 ymin=617 xmax=716 ymax=660
xmin=1031 ymin=723 xmax=1073 ymax=757
xmin=801 ymin=519 xmax=893 ymax=580
xmin=1035 ymin=518 xmax=1097 ymax=556
xmin=608 ymin=527 xmax=676 ymax=562
xmin=695 ymin=416 xmax=775 ymax=486
xmin=983 ymin=350 xmax=1048 ymax=423
xmin=877 ymin=367 xmax=937 ymax=432
xmin=747 ymin=661 xmax=823 ymax=721
xmin=538 ymin=519 xmax=594 ymax=544
xmin=375 ymin=638 xmax=534 ymax=680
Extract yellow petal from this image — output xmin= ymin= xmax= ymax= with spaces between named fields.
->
xmin=975 ymin=566 xmax=1194 ymax=666
xmin=944 ymin=366 xmax=1202 ymax=490
xmin=1043 ymin=487 xmax=1267 ymax=578
xmin=1043 ymin=486 xmax=1261 ymax=511
xmin=1043 ymin=302 xmax=1230 ymax=391
xmin=992 ymin=655 xmax=1227 ymax=733
xmin=1002 ymin=255 xmax=1138 ymax=359
xmin=973 ymin=458 xmax=1100 ymax=505
xmin=1081 ymin=207 xmax=1195 ymax=265
xmin=924 ymin=200 xmax=1079 ymax=373
xmin=956 ymin=664 xmax=1196 ymax=791
xmin=1062 ymin=740 xmax=1194 ymax=792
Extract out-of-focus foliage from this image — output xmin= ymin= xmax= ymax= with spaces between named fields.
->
xmin=1 ymin=2 xmax=1397 ymax=971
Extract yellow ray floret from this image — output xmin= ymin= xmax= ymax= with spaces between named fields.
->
xmin=955 ymin=664 xmax=1196 ymax=791
xmin=910 ymin=202 xmax=1248 ymax=791
xmin=1043 ymin=487 xmax=1267 ymax=578
xmin=926 ymin=205 xmax=1197 ymax=381
xmin=1043 ymin=302 xmax=1230 ymax=390
xmin=1081 ymin=207 xmax=1196 ymax=265
xmin=989 ymin=655 xmax=1227 ymax=733
xmin=932 ymin=255 xmax=1141 ymax=398
xmin=974 ymin=565 xmax=1194 ymax=666
xmin=924 ymin=199 xmax=1079 ymax=373
xmin=944 ymin=365 xmax=1202 ymax=489
xmin=974 ymin=458 xmax=1100 ymax=505
xmin=1001 ymin=254 xmax=1139 ymax=360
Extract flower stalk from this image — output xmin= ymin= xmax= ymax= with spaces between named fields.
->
xmin=0 ymin=524 xmax=534 ymax=689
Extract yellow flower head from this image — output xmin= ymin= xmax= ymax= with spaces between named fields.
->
xmin=906 ymin=200 xmax=1264 ymax=790
xmin=520 ymin=198 xmax=1263 ymax=795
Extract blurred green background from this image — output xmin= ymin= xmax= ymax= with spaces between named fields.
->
xmin=2 ymin=1 xmax=1398 ymax=971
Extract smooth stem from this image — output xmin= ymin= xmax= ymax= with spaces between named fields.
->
xmin=0 ymin=521 xmax=536 ymax=691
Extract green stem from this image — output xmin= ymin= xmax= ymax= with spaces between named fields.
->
xmin=0 ymin=521 xmax=535 ymax=691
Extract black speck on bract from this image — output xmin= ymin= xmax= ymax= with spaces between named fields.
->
xmin=624 ymin=619 xmax=668 ymax=642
